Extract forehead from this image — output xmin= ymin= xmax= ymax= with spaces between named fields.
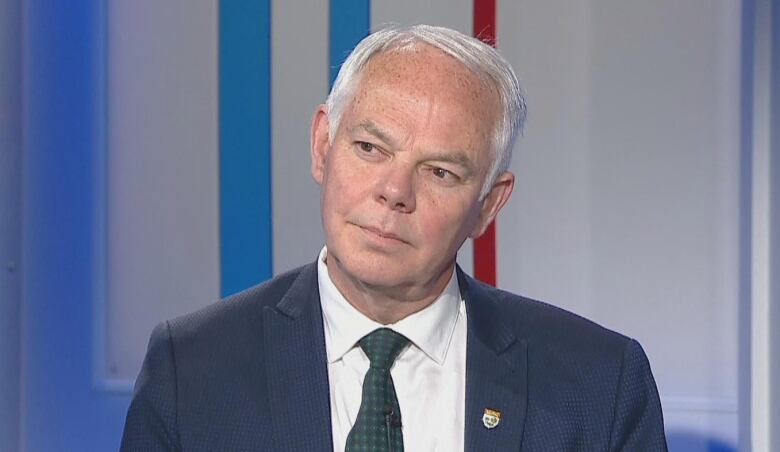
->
xmin=357 ymin=45 xmax=498 ymax=109
xmin=344 ymin=45 xmax=501 ymax=154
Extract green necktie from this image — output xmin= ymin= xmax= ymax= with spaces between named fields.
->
xmin=345 ymin=328 xmax=409 ymax=452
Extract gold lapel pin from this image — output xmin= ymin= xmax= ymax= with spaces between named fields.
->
xmin=482 ymin=408 xmax=501 ymax=429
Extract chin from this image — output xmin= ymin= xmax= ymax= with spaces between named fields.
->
xmin=344 ymin=256 xmax=409 ymax=287
xmin=329 ymin=248 xmax=404 ymax=284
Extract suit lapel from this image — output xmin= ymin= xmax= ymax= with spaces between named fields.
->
xmin=260 ymin=264 xmax=528 ymax=450
xmin=460 ymin=269 xmax=529 ymax=451
xmin=263 ymin=264 xmax=333 ymax=451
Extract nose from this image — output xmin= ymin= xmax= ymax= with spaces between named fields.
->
xmin=374 ymin=164 xmax=416 ymax=213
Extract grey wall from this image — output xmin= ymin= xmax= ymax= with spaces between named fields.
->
xmin=104 ymin=0 xmax=220 ymax=384
xmin=271 ymin=0 xmax=328 ymax=274
xmin=498 ymin=0 xmax=741 ymax=444
xmin=0 ymin=0 xmax=21 ymax=450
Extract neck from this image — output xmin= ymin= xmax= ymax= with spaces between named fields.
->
xmin=325 ymin=255 xmax=455 ymax=325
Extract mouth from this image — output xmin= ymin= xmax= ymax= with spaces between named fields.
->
xmin=355 ymin=224 xmax=409 ymax=245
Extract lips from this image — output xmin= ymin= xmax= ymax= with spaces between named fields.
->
xmin=355 ymin=224 xmax=409 ymax=245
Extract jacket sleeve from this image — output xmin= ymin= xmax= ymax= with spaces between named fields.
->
xmin=120 ymin=321 xmax=182 ymax=452
xmin=608 ymin=339 xmax=668 ymax=451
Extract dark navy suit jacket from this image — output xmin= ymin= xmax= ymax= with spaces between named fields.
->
xmin=121 ymin=262 xmax=667 ymax=451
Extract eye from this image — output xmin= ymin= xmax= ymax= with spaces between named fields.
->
xmin=429 ymin=166 xmax=461 ymax=185
xmin=358 ymin=141 xmax=376 ymax=153
xmin=354 ymin=141 xmax=387 ymax=162
xmin=432 ymin=168 xmax=451 ymax=179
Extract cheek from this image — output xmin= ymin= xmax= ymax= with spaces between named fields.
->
xmin=322 ymin=156 xmax=369 ymax=214
xmin=419 ymin=194 xmax=479 ymax=241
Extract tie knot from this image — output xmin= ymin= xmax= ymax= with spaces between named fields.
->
xmin=359 ymin=328 xmax=409 ymax=370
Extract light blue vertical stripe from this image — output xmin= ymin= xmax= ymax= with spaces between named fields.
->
xmin=330 ymin=0 xmax=371 ymax=85
xmin=219 ymin=0 xmax=273 ymax=296
xmin=22 ymin=0 xmax=130 ymax=450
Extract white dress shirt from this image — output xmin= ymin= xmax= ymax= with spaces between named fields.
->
xmin=317 ymin=247 xmax=467 ymax=452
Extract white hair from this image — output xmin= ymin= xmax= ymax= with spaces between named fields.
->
xmin=325 ymin=24 xmax=527 ymax=198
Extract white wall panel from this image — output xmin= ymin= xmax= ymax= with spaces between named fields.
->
xmin=271 ymin=0 xmax=329 ymax=274
xmin=497 ymin=0 xmax=594 ymax=308
xmin=499 ymin=0 xmax=741 ymax=447
xmin=104 ymin=0 xmax=220 ymax=384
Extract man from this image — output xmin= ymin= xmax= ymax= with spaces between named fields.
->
xmin=122 ymin=25 xmax=667 ymax=451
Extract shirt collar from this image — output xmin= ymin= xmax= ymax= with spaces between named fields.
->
xmin=317 ymin=246 xmax=461 ymax=366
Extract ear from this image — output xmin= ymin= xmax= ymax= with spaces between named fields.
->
xmin=469 ymin=171 xmax=515 ymax=238
xmin=310 ymin=105 xmax=331 ymax=184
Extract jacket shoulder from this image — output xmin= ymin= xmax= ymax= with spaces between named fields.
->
xmin=122 ymin=266 xmax=315 ymax=450
xmin=468 ymin=276 xmax=631 ymax=356
xmin=464 ymin=276 xmax=666 ymax=449
xmin=166 ymin=264 xmax=310 ymax=342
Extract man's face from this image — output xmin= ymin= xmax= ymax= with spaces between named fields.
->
xmin=310 ymin=45 xmax=514 ymax=302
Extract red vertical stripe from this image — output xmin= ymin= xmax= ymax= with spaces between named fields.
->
xmin=473 ymin=0 xmax=497 ymax=286
xmin=473 ymin=0 xmax=496 ymax=46
xmin=474 ymin=222 xmax=497 ymax=286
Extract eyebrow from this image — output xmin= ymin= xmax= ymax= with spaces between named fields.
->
xmin=348 ymin=120 xmax=398 ymax=148
xmin=425 ymin=151 xmax=477 ymax=176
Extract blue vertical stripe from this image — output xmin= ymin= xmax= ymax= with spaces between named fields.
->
xmin=219 ymin=0 xmax=273 ymax=296
xmin=22 ymin=1 xmax=130 ymax=450
xmin=329 ymin=0 xmax=371 ymax=85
